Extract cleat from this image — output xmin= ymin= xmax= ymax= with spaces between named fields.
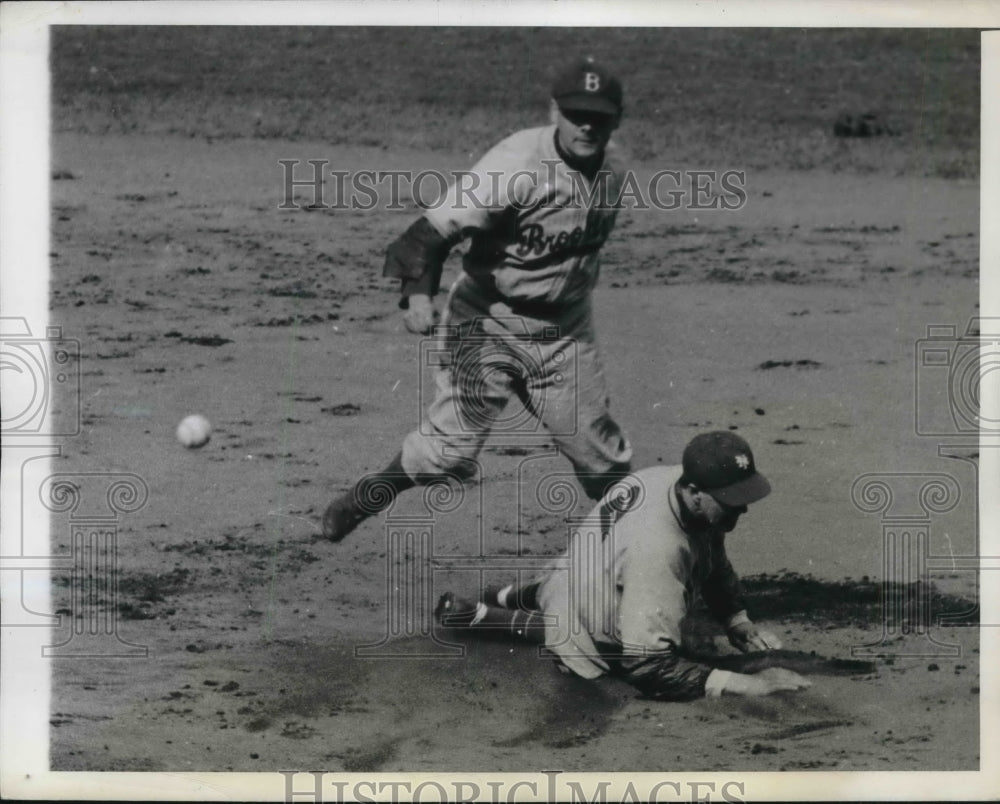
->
xmin=434 ymin=593 xmax=479 ymax=626
xmin=320 ymin=452 xmax=415 ymax=542
xmin=434 ymin=592 xmax=456 ymax=624
xmin=320 ymin=492 xmax=367 ymax=542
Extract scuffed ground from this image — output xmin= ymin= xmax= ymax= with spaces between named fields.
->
xmin=46 ymin=132 xmax=979 ymax=772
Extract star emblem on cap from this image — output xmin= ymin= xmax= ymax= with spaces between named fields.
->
xmin=735 ymin=454 xmax=750 ymax=470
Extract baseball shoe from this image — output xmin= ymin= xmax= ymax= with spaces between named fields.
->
xmin=434 ymin=592 xmax=456 ymax=624
xmin=320 ymin=452 xmax=416 ymax=542
xmin=434 ymin=592 xmax=479 ymax=626
xmin=321 ymin=492 xmax=368 ymax=542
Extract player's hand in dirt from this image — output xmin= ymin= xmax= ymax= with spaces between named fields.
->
xmin=727 ymin=621 xmax=783 ymax=653
xmin=725 ymin=667 xmax=812 ymax=696
xmin=403 ymin=293 xmax=439 ymax=334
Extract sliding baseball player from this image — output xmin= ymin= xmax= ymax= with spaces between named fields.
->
xmin=437 ymin=432 xmax=811 ymax=701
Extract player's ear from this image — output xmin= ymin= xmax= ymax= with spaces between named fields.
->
xmin=681 ymin=483 xmax=701 ymax=510
xmin=549 ymin=98 xmax=560 ymax=125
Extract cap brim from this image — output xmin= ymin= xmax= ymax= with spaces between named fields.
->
xmin=555 ymin=94 xmax=620 ymax=115
xmin=707 ymin=472 xmax=771 ymax=507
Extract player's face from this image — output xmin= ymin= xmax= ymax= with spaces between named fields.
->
xmin=552 ymin=102 xmax=620 ymax=161
xmin=697 ymin=492 xmax=747 ymax=533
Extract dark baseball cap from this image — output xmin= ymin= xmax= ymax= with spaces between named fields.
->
xmin=552 ymin=57 xmax=623 ymax=115
xmin=681 ymin=431 xmax=771 ymax=507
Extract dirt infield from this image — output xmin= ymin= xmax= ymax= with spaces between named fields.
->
xmin=46 ymin=131 xmax=980 ymax=773
xmin=40 ymin=27 xmax=981 ymax=776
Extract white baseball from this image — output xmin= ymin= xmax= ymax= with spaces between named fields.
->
xmin=176 ymin=414 xmax=211 ymax=448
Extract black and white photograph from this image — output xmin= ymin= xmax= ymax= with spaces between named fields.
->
xmin=1 ymin=1 xmax=997 ymax=800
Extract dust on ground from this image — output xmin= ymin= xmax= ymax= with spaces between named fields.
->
xmin=46 ymin=130 xmax=979 ymax=772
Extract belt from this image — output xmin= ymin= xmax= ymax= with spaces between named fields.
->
xmin=463 ymin=273 xmax=571 ymax=320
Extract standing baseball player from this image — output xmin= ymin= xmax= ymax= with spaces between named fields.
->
xmin=436 ymin=431 xmax=812 ymax=701
xmin=322 ymin=57 xmax=633 ymax=541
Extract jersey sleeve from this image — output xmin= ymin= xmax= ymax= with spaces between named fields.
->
xmin=699 ymin=540 xmax=747 ymax=625
xmin=620 ymin=649 xmax=716 ymax=701
xmin=424 ymin=133 xmax=536 ymax=240
xmin=616 ymin=526 xmax=690 ymax=654
xmin=382 ymin=216 xmax=457 ymax=306
xmin=615 ymin=526 xmax=715 ymax=700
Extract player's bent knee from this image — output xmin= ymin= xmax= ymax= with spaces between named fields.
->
xmin=414 ymin=460 xmax=478 ymax=485
xmin=402 ymin=431 xmax=482 ymax=480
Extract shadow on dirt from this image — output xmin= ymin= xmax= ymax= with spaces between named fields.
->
xmin=692 ymin=649 xmax=876 ymax=676
xmin=738 ymin=571 xmax=978 ymax=628
xmin=225 ymin=573 xmax=977 ymax=771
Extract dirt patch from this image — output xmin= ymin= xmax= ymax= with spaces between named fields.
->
xmin=40 ymin=25 xmax=981 ymax=776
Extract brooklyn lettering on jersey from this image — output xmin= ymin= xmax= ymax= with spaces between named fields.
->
xmin=515 ymin=212 xmax=617 ymax=259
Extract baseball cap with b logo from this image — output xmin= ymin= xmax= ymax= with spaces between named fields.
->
xmin=552 ymin=57 xmax=623 ymax=115
xmin=681 ymin=431 xmax=772 ymax=507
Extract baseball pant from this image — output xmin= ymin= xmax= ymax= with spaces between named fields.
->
xmin=400 ymin=275 xmax=632 ymax=499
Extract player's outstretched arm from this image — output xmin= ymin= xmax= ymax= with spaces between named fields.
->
xmin=383 ymin=217 xmax=457 ymax=335
xmin=623 ymin=649 xmax=810 ymax=701
xmin=623 ymin=648 xmax=721 ymax=702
